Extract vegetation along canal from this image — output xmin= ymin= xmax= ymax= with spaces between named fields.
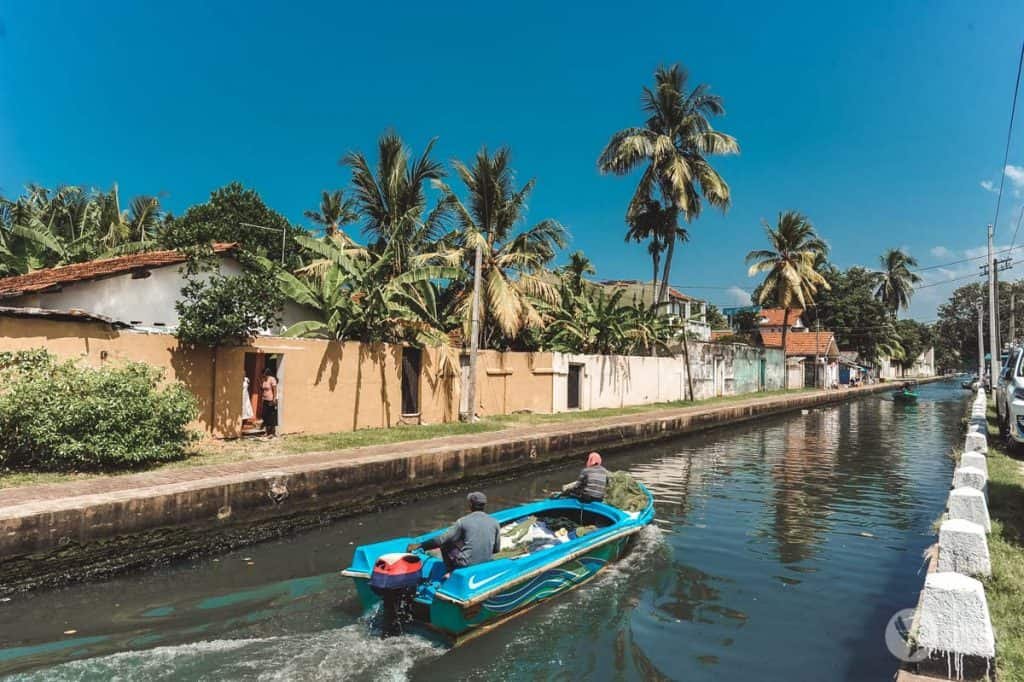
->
xmin=0 ymin=380 xmax=966 ymax=681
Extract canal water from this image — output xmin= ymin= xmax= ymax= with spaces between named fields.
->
xmin=0 ymin=381 xmax=966 ymax=681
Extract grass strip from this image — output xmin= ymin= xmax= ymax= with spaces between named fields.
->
xmin=982 ymin=406 xmax=1024 ymax=679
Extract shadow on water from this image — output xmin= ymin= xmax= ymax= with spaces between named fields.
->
xmin=0 ymin=380 xmax=969 ymax=681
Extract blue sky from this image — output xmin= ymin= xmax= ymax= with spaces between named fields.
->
xmin=1 ymin=1 xmax=1023 ymax=319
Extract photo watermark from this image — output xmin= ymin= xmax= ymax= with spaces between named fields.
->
xmin=885 ymin=608 xmax=928 ymax=663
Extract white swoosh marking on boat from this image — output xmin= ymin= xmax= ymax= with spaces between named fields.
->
xmin=467 ymin=571 xmax=510 ymax=590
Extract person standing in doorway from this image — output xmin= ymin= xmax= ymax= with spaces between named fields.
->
xmin=261 ymin=367 xmax=279 ymax=437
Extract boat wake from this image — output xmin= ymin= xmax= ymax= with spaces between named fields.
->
xmin=9 ymin=623 xmax=444 ymax=682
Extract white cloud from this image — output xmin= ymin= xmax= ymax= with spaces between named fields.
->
xmin=981 ymin=180 xmax=997 ymax=193
xmin=1006 ymin=164 xmax=1024 ymax=190
xmin=725 ymin=286 xmax=752 ymax=305
xmin=930 ymin=246 xmax=953 ymax=259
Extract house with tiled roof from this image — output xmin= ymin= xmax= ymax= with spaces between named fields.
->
xmin=755 ymin=308 xmax=839 ymax=388
xmin=598 ymin=280 xmax=711 ymax=341
xmin=0 ymin=244 xmax=306 ymax=333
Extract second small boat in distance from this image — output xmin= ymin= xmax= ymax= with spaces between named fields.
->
xmin=342 ymin=479 xmax=654 ymax=643
xmin=892 ymin=381 xmax=919 ymax=403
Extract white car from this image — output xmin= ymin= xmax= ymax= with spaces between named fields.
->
xmin=996 ymin=347 xmax=1024 ymax=442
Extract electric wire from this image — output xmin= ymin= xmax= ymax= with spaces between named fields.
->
xmin=993 ymin=40 xmax=1024 ymax=240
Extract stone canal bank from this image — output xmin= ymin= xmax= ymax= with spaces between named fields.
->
xmin=0 ymin=380 xmax=942 ymax=594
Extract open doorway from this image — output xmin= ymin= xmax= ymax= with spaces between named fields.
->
xmin=401 ymin=347 xmax=422 ymax=417
xmin=567 ymin=363 xmax=583 ymax=410
xmin=459 ymin=354 xmax=471 ymax=415
xmin=242 ymin=352 xmax=284 ymax=436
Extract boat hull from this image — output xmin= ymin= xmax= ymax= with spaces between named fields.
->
xmin=429 ymin=533 xmax=632 ymax=638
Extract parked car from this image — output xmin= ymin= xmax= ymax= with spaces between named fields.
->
xmin=995 ymin=347 xmax=1024 ymax=441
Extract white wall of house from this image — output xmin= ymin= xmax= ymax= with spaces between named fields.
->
xmin=5 ymin=257 xmax=310 ymax=333
xmin=878 ymin=347 xmax=935 ymax=379
xmin=550 ymin=343 xmax=784 ymax=411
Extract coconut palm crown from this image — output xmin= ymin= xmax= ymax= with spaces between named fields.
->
xmin=341 ymin=133 xmax=449 ymax=276
xmin=746 ymin=211 xmax=831 ymax=362
xmin=304 ymin=189 xmax=358 ymax=239
xmin=599 ymin=63 xmax=738 ymax=304
xmin=433 ymin=146 xmax=566 ymax=345
xmin=874 ymin=248 xmax=921 ymax=317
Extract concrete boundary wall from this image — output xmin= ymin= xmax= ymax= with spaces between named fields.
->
xmin=0 ymin=380 xmax=937 ymax=595
xmin=549 ymin=344 xmax=785 ymax=412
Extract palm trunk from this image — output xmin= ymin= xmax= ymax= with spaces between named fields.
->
xmin=658 ymin=234 xmax=676 ymax=305
xmin=681 ymin=328 xmax=694 ymax=401
xmin=781 ymin=308 xmax=790 ymax=389
xmin=651 ymin=250 xmax=660 ymax=308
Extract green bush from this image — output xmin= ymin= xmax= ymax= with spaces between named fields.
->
xmin=0 ymin=350 xmax=199 ymax=471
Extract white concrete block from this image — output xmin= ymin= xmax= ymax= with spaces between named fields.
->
xmin=938 ymin=519 xmax=991 ymax=577
xmin=964 ymin=432 xmax=988 ymax=454
xmin=953 ymin=466 xmax=988 ymax=492
xmin=961 ymin=452 xmax=988 ymax=476
xmin=915 ymin=572 xmax=995 ymax=659
xmin=948 ymin=487 xmax=991 ymax=532
xmin=967 ymin=422 xmax=985 ymax=435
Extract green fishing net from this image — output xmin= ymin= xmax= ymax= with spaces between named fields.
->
xmin=604 ymin=471 xmax=648 ymax=512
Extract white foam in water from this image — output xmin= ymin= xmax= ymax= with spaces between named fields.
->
xmin=12 ymin=626 xmax=443 ymax=682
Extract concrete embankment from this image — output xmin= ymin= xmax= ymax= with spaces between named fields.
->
xmin=898 ymin=387 xmax=995 ymax=681
xmin=0 ymin=379 xmax=944 ymax=594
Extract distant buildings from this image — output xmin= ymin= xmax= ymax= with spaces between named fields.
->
xmin=598 ymin=280 xmax=711 ymax=341
xmin=754 ymin=308 xmax=839 ymax=388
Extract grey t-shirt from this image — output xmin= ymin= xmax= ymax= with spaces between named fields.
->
xmin=422 ymin=510 xmax=501 ymax=568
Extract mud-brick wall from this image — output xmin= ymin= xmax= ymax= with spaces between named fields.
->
xmin=0 ymin=317 xmax=460 ymax=438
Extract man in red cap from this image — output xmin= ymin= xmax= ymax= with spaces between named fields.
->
xmin=560 ymin=452 xmax=609 ymax=503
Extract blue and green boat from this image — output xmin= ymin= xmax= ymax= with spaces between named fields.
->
xmin=342 ymin=485 xmax=654 ymax=642
xmin=892 ymin=382 xmax=919 ymax=403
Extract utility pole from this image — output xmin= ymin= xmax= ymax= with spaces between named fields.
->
xmin=995 ymin=255 xmax=1002 ymax=351
xmin=1012 ymin=293 xmax=1017 ymax=346
xmin=814 ymin=317 xmax=821 ymax=388
xmin=988 ymin=224 xmax=999 ymax=394
xmin=977 ymin=300 xmax=986 ymax=379
xmin=461 ymin=244 xmax=483 ymax=422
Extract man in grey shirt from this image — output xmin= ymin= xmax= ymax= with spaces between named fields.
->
xmin=407 ymin=492 xmax=501 ymax=573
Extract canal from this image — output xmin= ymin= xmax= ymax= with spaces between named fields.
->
xmin=0 ymin=380 xmax=965 ymax=681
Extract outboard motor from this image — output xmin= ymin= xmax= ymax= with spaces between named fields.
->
xmin=370 ymin=553 xmax=423 ymax=637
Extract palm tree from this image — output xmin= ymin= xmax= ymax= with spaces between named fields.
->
xmin=0 ymin=192 xmax=67 ymax=274
xmin=304 ymin=189 xmax=358 ymax=239
xmin=341 ymin=133 xmax=448 ymax=276
xmin=624 ymin=197 xmax=680 ymax=303
xmin=434 ymin=146 xmax=567 ymax=346
xmin=875 ymin=248 xmax=921 ymax=317
xmin=542 ymin=285 xmax=676 ymax=355
xmin=271 ymin=242 xmax=460 ymax=360
xmin=558 ymin=251 xmax=596 ymax=295
xmin=599 ymin=63 xmax=738 ymax=304
xmin=746 ymin=211 xmax=831 ymax=383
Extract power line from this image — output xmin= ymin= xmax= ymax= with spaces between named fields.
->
xmin=911 ymin=246 xmax=1015 ymax=272
xmin=1010 ymin=204 xmax=1024 ymax=253
xmin=915 ymin=273 xmax=984 ymax=290
xmin=993 ymin=40 xmax=1024 ymax=240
